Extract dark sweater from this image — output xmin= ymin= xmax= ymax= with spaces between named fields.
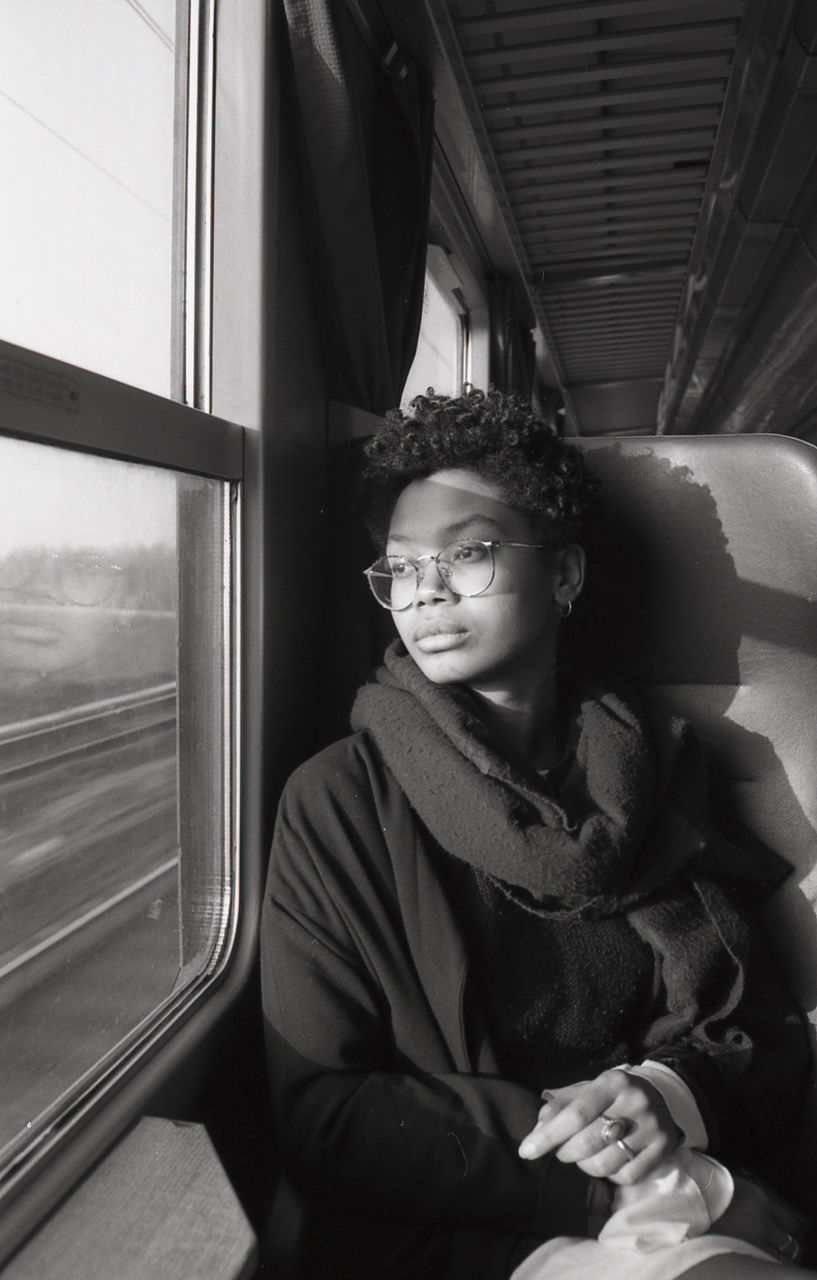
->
xmin=262 ymin=731 xmax=809 ymax=1280
xmin=458 ymin=867 xmax=658 ymax=1092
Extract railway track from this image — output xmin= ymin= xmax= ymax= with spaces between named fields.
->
xmin=0 ymin=684 xmax=180 ymax=1004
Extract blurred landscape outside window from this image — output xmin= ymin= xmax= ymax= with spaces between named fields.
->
xmin=0 ymin=430 xmax=231 ymax=1174
xmin=0 ymin=0 xmax=235 ymax=1186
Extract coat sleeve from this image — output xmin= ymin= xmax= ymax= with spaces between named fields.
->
xmin=260 ymin=754 xmax=591 ymax=1239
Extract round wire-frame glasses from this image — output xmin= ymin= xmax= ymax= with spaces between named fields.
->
xmin=363 ymin=539 xmax=544 ymax=611
xmin=0 ymin=547 xmax=125 ymax=606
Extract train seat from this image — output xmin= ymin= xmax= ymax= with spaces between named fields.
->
xmin=266 ymin=430 xmax=817 ymax=1272
xmin=575 ymin=433 xmax=817 ymax=1167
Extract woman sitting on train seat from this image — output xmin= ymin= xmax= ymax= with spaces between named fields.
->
xmin=261 ymin=388 xmax=814 ymax=1280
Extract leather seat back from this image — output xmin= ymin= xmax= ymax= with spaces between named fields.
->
xmin=575 ymin=435 xmax=817 ymax=1036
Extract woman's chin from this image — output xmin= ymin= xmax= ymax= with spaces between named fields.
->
xmin=408 ymin=646 xmax=475 ymax=686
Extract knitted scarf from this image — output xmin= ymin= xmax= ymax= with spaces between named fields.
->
xmin=351 ymin=640 xmax=791 ymax=1057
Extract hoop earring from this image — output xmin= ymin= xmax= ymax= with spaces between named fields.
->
xmin=559 ymin=600 xmax=573 ymax=619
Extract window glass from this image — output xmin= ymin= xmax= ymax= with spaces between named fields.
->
xmin=0 ymin=1 xmax=182 ymax=398
xmin=401 ymin=270 xmax=465 ymax=408
xmin=0 ymin=432 xmax=233 ymax=1169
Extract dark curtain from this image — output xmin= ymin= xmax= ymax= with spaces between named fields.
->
xmin=488 ymin=277 xmax=536 ymax=400
xmin=282 ymin=0 xmax=434 ymax=412
xmin=282 ymin=0 xmax=435 ymax=741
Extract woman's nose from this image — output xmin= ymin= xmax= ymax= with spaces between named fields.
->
xmin=10 ymin=554 xmax=63 ymax=604
xmin=414 ymin=558 xmax=456 ymax=604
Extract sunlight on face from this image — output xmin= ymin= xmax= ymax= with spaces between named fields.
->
xmin=387 ymin=469 xmax=564 ymax=695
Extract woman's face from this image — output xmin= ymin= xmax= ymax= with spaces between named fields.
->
xmin=386 ymin=468 xmax=583 ymax=696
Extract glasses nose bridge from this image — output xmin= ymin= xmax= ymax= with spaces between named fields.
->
xmin=413 ymin=550 xmax=452 ymax=596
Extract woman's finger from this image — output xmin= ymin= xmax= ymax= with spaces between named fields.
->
xmin=551 ymin=1110 xmax=632 ymax=1165
xmin=554 ymin=1074 xmax=666 ymax=1163
xmin=521 ymin=1069 xmax=678 ymax=1178
xmin=577 ymin=1132 xmax=673 ymax=1184
xmin=519 ymin=1072 xmax=623 ymax=1159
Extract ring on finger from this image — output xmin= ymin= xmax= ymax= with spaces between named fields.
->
xmin=616 ymin=1138 xmax=637 ymax=1161
xmin=600 ymin=1115 xmax=629 ymax=1145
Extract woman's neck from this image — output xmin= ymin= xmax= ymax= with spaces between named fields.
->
xmin=469 ymin=678 xmax=562 ymax=770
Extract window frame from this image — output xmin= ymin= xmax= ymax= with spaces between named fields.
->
xmin=0 ymin=338 xmax=246 ymax=1254
xmin=0 ymin=0 xmax=269 ymax=1260
xmin=425 ymin=143 xmax=491 ymax=394
xmin=401 ymin=246 xmax=468 ymax=407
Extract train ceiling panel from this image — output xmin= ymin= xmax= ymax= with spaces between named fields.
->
xmin=436 ymin=0 xmax=747 ymax=433
xmin=427 ymin=0 xmax=817 ymax=439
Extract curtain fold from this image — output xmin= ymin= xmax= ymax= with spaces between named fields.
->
xmin=282 ymin=0 xmax=435 ymax=742
xmin=282 ymin=0 xmax=434 ymax=414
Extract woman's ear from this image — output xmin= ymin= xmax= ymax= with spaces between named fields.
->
xmin=553 ymin=544 xmax=586 ymax=611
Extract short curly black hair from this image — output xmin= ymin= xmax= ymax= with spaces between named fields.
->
xmin=362 ymin=387 xmax=596 ymax=550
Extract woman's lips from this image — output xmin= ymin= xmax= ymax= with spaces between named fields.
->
xmin=413 ymin=622 xmax=468 ymax=653
xmin=5 ymin=622 xmax=62 ymax=646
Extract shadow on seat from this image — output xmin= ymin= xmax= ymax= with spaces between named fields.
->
xmin=574 ymin=433 xmax=817 ymax=1177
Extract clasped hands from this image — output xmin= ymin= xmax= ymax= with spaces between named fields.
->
xmin=517 ymin=1068 xmax=812 ymax=1263
xmin=518 ymin=1067 xmax=676 ymax=1186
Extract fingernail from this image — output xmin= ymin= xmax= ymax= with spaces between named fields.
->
xmin=540 ymin=1089 xmax=554 ymax=1102
xmin=519 ymin=1140 xmax=537 ymax=1159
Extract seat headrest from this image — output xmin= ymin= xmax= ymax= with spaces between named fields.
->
xmin=575 ymin=434 xmax=817 ymax=1016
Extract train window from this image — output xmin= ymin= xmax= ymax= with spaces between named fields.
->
xmin=0 ymin=427 xmax=236 ymax=1183
xmin=401 ymin=247 xmax=467 ymax=406
xmin=0 ymin=1 xmax=183 ymax=399
xmin=0 ymin=0 xmax=253 ymax=1260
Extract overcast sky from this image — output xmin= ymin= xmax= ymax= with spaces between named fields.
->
xmin=0 ymin=0 xmax=176 ymax=397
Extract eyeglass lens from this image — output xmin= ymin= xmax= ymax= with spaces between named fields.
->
xmin=0 ymin=548 xmax=122 ymax=606
xmin=368 ymin=540 xmax=494 ymax=610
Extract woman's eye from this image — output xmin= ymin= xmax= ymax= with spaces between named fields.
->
xmin=451 ymin=542 xmax=486 ymax=563
xmin=390 ymin=560 xmax=413 ymax=579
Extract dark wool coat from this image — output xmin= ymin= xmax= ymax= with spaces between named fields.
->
xmin=261 ymin=730 xmax=809 ymax=1280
